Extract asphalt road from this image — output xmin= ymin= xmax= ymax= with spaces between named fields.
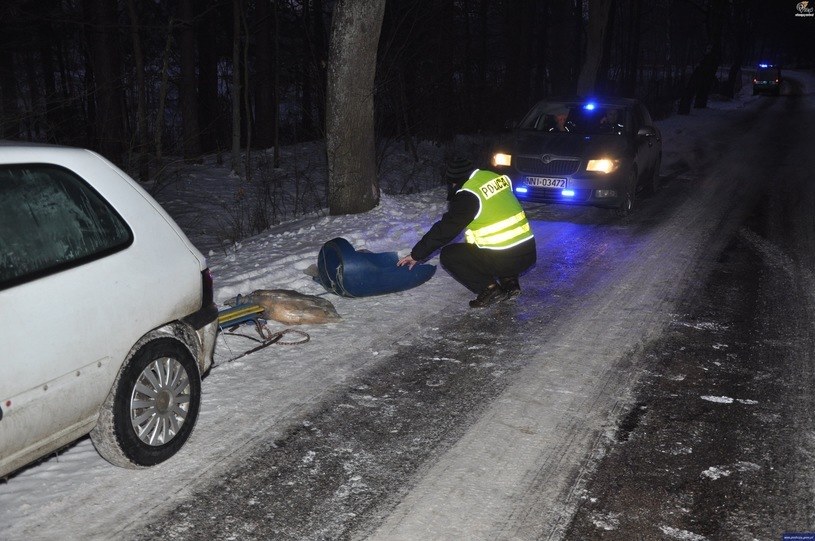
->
xmin=126 ymin=86 xmax=815 ymax=540
xmin=564 ymin=89 xmax=815 ymax=539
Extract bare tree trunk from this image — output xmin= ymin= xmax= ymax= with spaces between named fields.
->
xmin=0 ymin=47 xmax=20 ymax=139
xmin=576 ymin=0 xmax=614 ymax=96
xmin=155 ymin=19 xmax=174 ymax=171
xmin=301 ymin=0 xmax=328 ymax=138
xmin=37 ymin=15 xmax=62 ymax=143
xmin=254 ymin=0 xmax=275 ymax=149
xmin=179 ymin=0 xmax=202 ymax=161
xmin=242 ymin=9 xmax=252 ymax=180
xmin=126 ymin=0 xmax=149 ymax=181
xmin=325 ymin=0 xmax=386 ymax=215
xmin=87 ymin=0 xmax=126 ymax=165
xmin=197 ymin=0 xmax=220 ymax=153
xmin=504 ymin=0 xmax=535 ymax=119
xmin=273 ymin=0 xmax=281 ymax=167
xmin=678 ymin=0 xmax=726 ymax=113
xmin=0 ymin=4 xmax=21 ymax=140
xmin=595 ymin=0 xmax=616 ymax=95
xmin=81 ymin=0 xmax=97 ymax=148
xmin=547 ymin=0 xmax=580 ymax=96
xmin=461 ymin=0 xmax=475 ymax=124
xmin=231 ymin=0 xmax=242 ymax=173
xmin=621 ymin=0 xmax=641 ymax=96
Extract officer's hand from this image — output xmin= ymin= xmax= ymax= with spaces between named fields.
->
xmin=397 ymin=255 xmax=417 ymax=270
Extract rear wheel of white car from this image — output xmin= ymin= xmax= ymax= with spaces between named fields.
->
xmin=90 ymin=338 xmax=201 ymax=468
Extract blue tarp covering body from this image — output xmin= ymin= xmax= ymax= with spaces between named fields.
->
xmin=315 ymin=237 xmax=436 ymax=297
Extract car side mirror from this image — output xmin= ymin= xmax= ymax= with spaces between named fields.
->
xmin=637 ymin=126 xmax=656 ymax=137
xmin=504 ymin=119 xmax=518 ymax=130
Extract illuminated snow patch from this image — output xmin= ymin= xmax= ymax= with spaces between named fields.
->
xmin=660 ymin=525 xmax=708 ymax=540
xmin=701 ymin=395 xmax=734 ymax=404
xmin=590 ymin=511 xmax=620 ymax=530
xmin=701 ymin=466 xmax=731 ymax=480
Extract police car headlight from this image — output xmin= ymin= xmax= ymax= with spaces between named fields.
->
xmin=492 ymin=153 xmax=512 ymax=167
xmin=586 ymin=158 xmax=620 ymax=174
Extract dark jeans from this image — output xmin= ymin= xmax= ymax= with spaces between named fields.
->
xmin=439 ymin=238 xmax=537 ymax=293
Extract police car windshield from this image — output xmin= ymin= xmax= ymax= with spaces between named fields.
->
xmin=756 ymin=67 xmax=779 ymax=80
xmin=519 ymin=103 xmax=625 ymax=136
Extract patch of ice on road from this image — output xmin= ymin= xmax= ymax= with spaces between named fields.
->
xmin=590 ymin=511 xmax=620 ymax=531
xmin=333 ymin=474 xmax=367 ymax=499
xmin=429 ymin=356 xmax=460 ymax=363
xmin=712 ymin=343 xmax=728 ymax=350
xmin=701 ymin=395 xmax=758 ymax=405
xmin=701 ymin=395 xmax=734 ymax=404
xmin=660 ymin=525 xmax=708 ymax=540
xmin=673 ymin=320 xmax=729 ymax=332
xmin=734 ymin=461 xmax=761 ymax=472
xmin=701 ymin=466 xmax=731 ymax=480
xmin=702 ymin=461 xmax=761 ymax=480
xmin=666 ymin=443 xmax=693 ymax=456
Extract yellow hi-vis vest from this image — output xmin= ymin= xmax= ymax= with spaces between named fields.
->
xmin=458 ymin=169 xmax=533 ymax=250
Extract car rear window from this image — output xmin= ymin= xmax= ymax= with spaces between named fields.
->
xmin=0 ymin=164 xmax=132 ymax=289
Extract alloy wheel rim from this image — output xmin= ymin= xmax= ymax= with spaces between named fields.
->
xmin=129 ymin=357 xmax=191 ymax=446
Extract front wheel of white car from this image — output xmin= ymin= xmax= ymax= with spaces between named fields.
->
xmin=90 ymin=337 xmax=201 ymax=468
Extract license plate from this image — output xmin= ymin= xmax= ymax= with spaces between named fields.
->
xmin=527 ymin=176 xmax=566 ymax=188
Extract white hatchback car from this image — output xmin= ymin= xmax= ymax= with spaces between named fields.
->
xmin=0 ymin=143 xmax=218 ymax=478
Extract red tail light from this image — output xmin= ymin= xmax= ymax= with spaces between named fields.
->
xmin=201 ymin=268 xmax=214 ymax=307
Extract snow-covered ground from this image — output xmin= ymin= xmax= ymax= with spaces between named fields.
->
xmin=1 ymin=72 xmax=811 ymax=540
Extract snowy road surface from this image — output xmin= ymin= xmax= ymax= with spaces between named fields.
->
xmin=1 ymin=72 xmax=813 ymax=540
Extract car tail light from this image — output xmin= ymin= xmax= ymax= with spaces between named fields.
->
xmin=201 ymin=268 xmax=214 ymax=307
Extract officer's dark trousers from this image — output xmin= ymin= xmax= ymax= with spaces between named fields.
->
xmin=439 ymin=237 xmax=537 ymax=294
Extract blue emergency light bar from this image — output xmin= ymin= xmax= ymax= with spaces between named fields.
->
xmin=562 ymin=189 xmax=575 ymax=197
xmin=583 ymin=102 xmax=597 ymax=111
xmin=515 ymin=186 xmax=528 ymax=194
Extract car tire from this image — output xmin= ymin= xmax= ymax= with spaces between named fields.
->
xmin=90 ymin=337 xmax=201 ymax=468
xmin=615 ymin=168 xmax=637 ymax=217
xmin=645 ymin=154 xmax=662 ymax=195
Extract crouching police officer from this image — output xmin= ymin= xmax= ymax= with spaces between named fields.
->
xmin=397 ymin=157 xmax=537 ymax=308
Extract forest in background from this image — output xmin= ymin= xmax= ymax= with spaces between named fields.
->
xmin=0 ymin=0 xmax=809 ymax=187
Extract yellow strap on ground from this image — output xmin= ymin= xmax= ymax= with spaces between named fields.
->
xmin=218 ymin=304 xmax=265 ymax=325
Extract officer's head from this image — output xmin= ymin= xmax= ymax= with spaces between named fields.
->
xmin=444 ymin=157 xmax=473 ymax=199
